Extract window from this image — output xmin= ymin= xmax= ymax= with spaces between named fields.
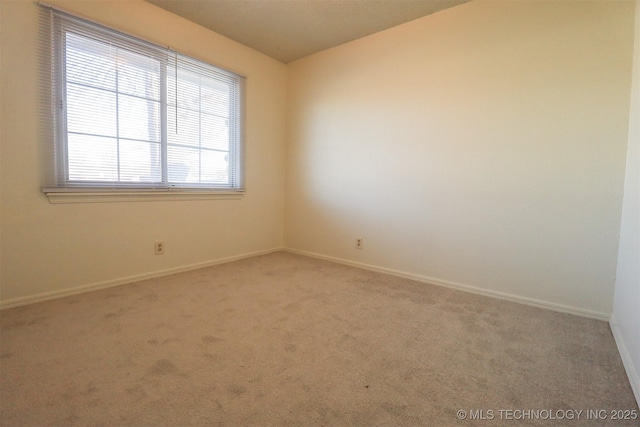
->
xmin=44 ymin=8 xmax=245 ymax=197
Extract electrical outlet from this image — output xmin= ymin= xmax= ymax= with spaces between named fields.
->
xmin=154 ymin=241 xmax=165 ymax=255
xmin=356 ymin=237 xmax=363 ymax=249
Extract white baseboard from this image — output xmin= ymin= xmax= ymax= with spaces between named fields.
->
xmin=1 ymin=246 xmax=612 ymax=322
xmin=0 ymin=247 xmax=283 ymax=310
xmin=285 ymin=248 xmax=611 ymax=321
xmin=610 ymin=315 xmax=640 ymax=407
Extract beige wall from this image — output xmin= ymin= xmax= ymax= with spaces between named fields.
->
xmin=0 ymin=0 xmax=287 ymax=304
xmin=285 ymin=0 xmax=635 ymax=317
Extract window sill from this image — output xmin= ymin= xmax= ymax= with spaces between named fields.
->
xmin=43 ymin=188 xmax=245 ymax=204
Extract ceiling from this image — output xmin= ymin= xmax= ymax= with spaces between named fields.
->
xmin=145 ymin=0 xmax=472 ymax=63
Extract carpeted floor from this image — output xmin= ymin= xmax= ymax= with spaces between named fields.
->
xmin=0 ymin=251 xmax=638 ymax=426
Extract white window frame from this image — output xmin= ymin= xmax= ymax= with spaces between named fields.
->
xmin=41 ymin=7 xmax=245 ymax=203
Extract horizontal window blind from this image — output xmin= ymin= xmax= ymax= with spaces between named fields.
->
xmin=43 ymin=6 xmax=245 ymax=192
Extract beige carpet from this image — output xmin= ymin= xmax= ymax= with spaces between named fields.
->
xmin=1 ymin=251 xmax=637 ymax=426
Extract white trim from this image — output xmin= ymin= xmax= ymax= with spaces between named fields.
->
xmin=285 ymin=248 xmax=611 ymax=321
xmin=610 ymin=315 xmax=640 ymax=407
xmin=44 ymin=190 xmax=244 ymax=204
xmin=0 ymin=247 xmax=283 ymax=310
xmin=1 ymin=246 xmax=612 ymax=321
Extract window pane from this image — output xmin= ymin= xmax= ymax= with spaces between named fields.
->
xmin=66 ymin=33 xmax=116 ymax=91
xmin=168 ymin=145 xmax=199 ymax=183
xmin=201 ymin=81 xmax=230 ymax=116
xmin=169 ymin=68 xmax=200 ymax=110
xmin=167 ymin=69 xmax=202 ymax=148
xmin=201 ymin=113 xmax=229 ymax=151
xmin=119 ymin=94 xmax=160 ymax=142
xmin=167 ymin=107 xmax=200 ymax=147
xmin=67 ymin=134 xmax=118 ymax=181
xmin=117 ymin=49 xmax=161 ymax=99
xmin=119 ymin=139 xmax=162 ymax=182
xmin=201 ymin=150 xmax=229 ymax=184
xmin=67 ymin=84 xmax=117 ymax=137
